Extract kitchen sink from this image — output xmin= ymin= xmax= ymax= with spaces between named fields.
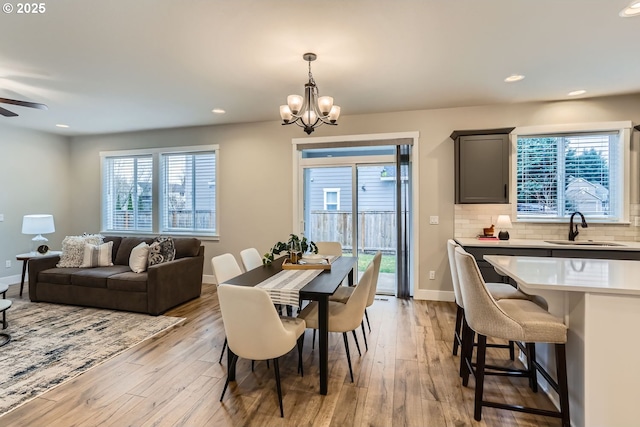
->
xmin=544 ymin=240 xmax=626 ymax=247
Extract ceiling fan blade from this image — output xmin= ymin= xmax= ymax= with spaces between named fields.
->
xmin=0 ymin=106 xmax=18 ymax=117
xmin=0 ymin=97 xmax=48 ymax=110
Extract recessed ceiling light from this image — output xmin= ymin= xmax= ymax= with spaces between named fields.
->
xmin=56 ymin=124 xmax=69 ymax=128
xmin=568 ymin=90 xmax=586 ymax=96
xmin=504 ymin=74 xmax=525 ymax=83
xmin=619 ymin=0 xmax=640 ymax=17
xmin=211 ymin=108 xmax=226 ymax=114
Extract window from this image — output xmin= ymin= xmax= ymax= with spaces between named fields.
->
xmin=101 ymin=145 xmax=218 ymax=236
xmin=515 ymin=123 xmax=630 ymax=222
xmin=323 ymin=188 xmax=340 ymax=211
xmin=102 ymin=155 xmax=153 ymax=232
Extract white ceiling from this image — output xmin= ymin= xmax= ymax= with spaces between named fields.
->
xmin=1 ymin=0 xmax=639 ymax=136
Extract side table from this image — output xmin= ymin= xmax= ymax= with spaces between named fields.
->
xmin=16 ymin=251 xmax=62 ymax=297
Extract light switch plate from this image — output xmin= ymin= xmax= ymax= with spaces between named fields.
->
xmin=429 ymin=216 xmax=439 ymax=225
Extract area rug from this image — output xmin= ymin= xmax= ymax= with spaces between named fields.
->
xmin=0 ymin=298 xmax=185 ymax=416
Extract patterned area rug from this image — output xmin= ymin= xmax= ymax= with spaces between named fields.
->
xmin=0 ymin=299 xmax=185 ymax=416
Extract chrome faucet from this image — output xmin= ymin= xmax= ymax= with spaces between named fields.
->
xmin=568 ymin=211 xmax=588 ymax=241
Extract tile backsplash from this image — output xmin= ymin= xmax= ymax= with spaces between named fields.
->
xmin=454 ymin=204 xmax=640 ymax=242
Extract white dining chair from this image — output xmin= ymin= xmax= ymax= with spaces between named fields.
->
xmin=211 ymin=253 xmax=243 ymax=363
xmin=315 ymin=241 xmax=342 ymax=257
xmin=218 ymin=284 xmax=306 ymax=417
xmin=298 ymin=258 xmax=374 ymax=382
xmin=240 ymin=247 xmax=263 ymax=272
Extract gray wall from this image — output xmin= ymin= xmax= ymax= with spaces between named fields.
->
xmin=2 ymin=93 xmax=639 ymax=297
xmin=0 ymin=125 xmax=70 ymax=284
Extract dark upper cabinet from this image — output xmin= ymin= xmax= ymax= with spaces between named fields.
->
xmin=451 ymin=128 xmax=514 ymax=204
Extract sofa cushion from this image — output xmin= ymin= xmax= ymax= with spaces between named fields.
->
xmin=107 ymin=271 xmax=148 ymax=292
xmin=69 ymin=266 xmax=132 ymax=288
xmin=114 ymin=237 xmax=154 ymax=266
xmin=39 ymin=267 xmax=80 ymax=285
xmin=104 ymin=236 xmax=122 ymax=264
xmin=57 ymin=234 xmax=104 ymax=268
xmin=174 ymin=238 xmax=202 ymax=259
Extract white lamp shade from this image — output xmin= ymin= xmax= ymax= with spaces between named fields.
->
xmin=301 ymin=109 xmax=317 ymax=125
xmin=495 ymin=215 xmax=512 ymax=229
xmin=22 ymin=214 xmax=55 ymax=235
xmin=317 ymin=96 xmax=334 ymax=115
xmin=279 ymin=105 xmax=292 ymax=121
xmin=287 ymin=94 xmax=304 ymax=114
xmin=328 ymin=105 xmax=341 ymax=121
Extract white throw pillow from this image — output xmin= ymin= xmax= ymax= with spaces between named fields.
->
xmin=57 ymin=234 xmax=104 ymax=268
xmin=129 ymin=242 xmax=150 ymax=273
xmin=80 ymin=241 xmax=114 ymax=268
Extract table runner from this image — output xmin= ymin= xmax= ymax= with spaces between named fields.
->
xmin=255 ymin=268 xmax=324 ymax=307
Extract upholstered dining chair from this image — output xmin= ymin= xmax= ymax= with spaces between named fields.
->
xmin=315 ymin=241 xmax=343 ymax=257
xmin=454 ymin=247 xmax=570 ymax=426
xmin=298 ymin=258 xmax=374 ymax=383
xmin=0 ymin=298 xmax=11 ymax=347
xmin=211 ymin=253 xmax=244 ymax=363
xmin=447 ymin=239 xmax=540 ymax=362
xmin=218 ymin=284 xmax=306 ymax=417
xmin=240 ymin=247 xmax=263 ymax=272
xmin=329 ymin=251 xmax=382 ymax=351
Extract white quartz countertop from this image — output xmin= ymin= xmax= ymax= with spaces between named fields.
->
xmin=484 ymin=255 xmax=640 ymax=295
xmin=456 ymin=237 xmax=640 ymax=251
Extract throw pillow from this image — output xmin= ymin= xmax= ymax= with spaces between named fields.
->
xmin=57 ymin=234 xmax=104 ymax=268
xmin=129 ymin=241 xmax=150 ymax=273
xmin=80 ymin=241 xmax=114 ymax=268
xmin=148 ymin=236 xmax=176 ymax=267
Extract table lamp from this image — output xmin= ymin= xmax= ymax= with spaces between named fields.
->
xmin=495 ymin=215 xmax=512 ymax=240
xmin=22 ymin=214 xmax=55 ymax=253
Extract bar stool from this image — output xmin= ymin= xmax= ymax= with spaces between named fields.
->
xmin=455 ymin=247 xmax=570 ymax=427
xmin=447 ymin=240 xmax=540 ymax=361
xmin=0 ymin=298 xmax=11 ymax=347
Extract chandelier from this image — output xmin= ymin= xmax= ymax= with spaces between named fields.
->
xmin=279 ymin=53 xmax=341 ymax=135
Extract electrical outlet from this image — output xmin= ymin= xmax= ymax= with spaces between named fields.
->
xmin=429 ymin=270 xmax=435 ymax=280
xmin=5 ymin=260 xmax=11 ymax=268
xmin=429 ymin=216 xmax=439 ymax=225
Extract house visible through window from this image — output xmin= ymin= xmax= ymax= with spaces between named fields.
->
xmin=516 ymin=128 xmax=626 ymax=222
xmin=323 ymin=188 xmax=340 ymax=211
xmin=101 ymin=145 xmax=218 ymax=235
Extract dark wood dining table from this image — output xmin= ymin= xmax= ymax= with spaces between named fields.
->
xmin=223 ymin=255 xmax=357 ymax=395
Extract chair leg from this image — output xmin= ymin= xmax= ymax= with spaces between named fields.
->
xmin=312 ymin=329 xmax=316 ymax=350
xmin=473 ymin=334 xmax=487 ymax=422
xmin=360 ymin=320 xmax=368 ymax=351
xmin=509 ymin=340 xmax=515 ymax=361
xmin=364 ymin=308 xmax=371 ymax=332
xmin=555 ymin=344 xmax=571 ymax=427
xmin=218 ymin=337 xmax=227 ymax=364
xmin=342 ymin=333 xmax=354 ymax=383
xmin=352 ymin=330 xmax=362 ymax=356
xmin=461 ymin=319 xmax=475 ymax=385
xmin=453 ymin=304 xmax=463 ymax=356
xmin=297 ymin=332 xmax=305 ymax=377
xmin=526 ymin=342 xmax=538 ymax=392
xmin=251 ymin=360 xmax=255 ymax=372
xmin=220 ymin=353 xmax=238 ymax=402
xmin=273 ymin=358 xmax=284 ymax=417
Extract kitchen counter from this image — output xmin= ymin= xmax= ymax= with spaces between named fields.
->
xmin=455 ymin=237 xmax=640 ymax=251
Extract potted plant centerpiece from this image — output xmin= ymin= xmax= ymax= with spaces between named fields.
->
xmin=263 ymin=234 xmax=318 ymax=265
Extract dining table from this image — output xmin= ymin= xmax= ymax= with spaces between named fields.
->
xmin=223 ymin=255 xmax=357 ymax=395
xmin=484 ymin=254 xmax=640 ymax=427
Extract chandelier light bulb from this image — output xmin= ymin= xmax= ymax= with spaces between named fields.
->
xmin=279 ymin=105 xmax=292 ymax=122
xmin=287 ymin=95 xmax=304 ymax=115
xmin=328 ymin=105 xmax=341 ymax=122
xmin=317 ymin=96 xmax=334 ymax=115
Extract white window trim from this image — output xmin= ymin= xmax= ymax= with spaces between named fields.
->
xmin=100 ymin=145 xmax=220 ymax=238
xmin=323 ymin=188 xmax=341 ymax=211
xmin=511 ymin=121 xmax=632 ymax=224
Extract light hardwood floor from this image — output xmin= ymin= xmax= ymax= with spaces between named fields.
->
xmin=1 ymin=283 xmax=561 ymax=427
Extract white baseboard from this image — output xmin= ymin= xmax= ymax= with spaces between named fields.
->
xmin=0 ymin=275 xmax=21 ymax=287
xmin=413 ymin=289 xmax=455 ymax=302
xmin=202 ymin=274 xmax=216 ymax=285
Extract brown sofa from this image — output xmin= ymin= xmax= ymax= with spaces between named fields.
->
xmin=28 ymin=236 xmax=204 ymax=315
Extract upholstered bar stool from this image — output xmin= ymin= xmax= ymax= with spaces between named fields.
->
xmin=447 ymin=240 xmax=544 ymax=361
xmin=455 ymin=247 xmax=570 ymax=427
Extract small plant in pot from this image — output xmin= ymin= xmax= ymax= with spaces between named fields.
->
xmin=263 ymin=234 xmax=318 ymax=265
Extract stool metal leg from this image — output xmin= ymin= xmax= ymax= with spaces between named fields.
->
xmin=473 ymin=334 xmax=487 ymax=421
xmin=555 ymin=343 xmax=571 ymax=427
